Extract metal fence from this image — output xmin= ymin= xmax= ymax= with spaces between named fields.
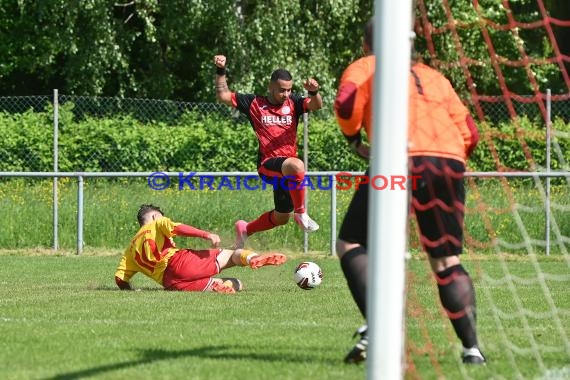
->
xmin=0 ymin=92 xmax=252 ymax=172
xmin=1 ymin=91 xmax=569 ymax=172
xmin=2 ymin=92 xmax=569 ymax=123
xmin=0 ymin=94 xmax=241 ymax=122
xmin=1 ymin=91 xmax=569 ymax=255
xmin=477 ymin=96 xmax=570 ymax=124
xmin=1 ymin=170 xmax=569 ymax=256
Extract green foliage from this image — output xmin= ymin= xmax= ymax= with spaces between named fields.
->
xmin=0 ymin=105 xmax=362 ymax=172
xmin=468 ymin=116 xmax=570 ymax=171
xmin=0 ymin=0 xmax=134 ymax=96
xmin=217 ymin=0 xmax=373 ymax=109
xmin=415 ymin=0 xmax=568 ymax=100
xmin=1 ymin=0 xmax=567 ymax=116
xmin=0 ymin=109 xmax=53 ymax=171
xmin=0 ymin=108 xmax=567 ymax=173
xmin=0 ymin=0 xmax=373 ymax=107
xmin=304 ymin=118 xmax=367 ymax=171
xmin=1 ymin=0 xmax=567 ymax=129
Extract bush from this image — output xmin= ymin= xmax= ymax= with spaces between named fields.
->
xmin=0 ymin=106 xmax=567 ymax=173
xmin=468 ymin=116 xmax=570 ymax=172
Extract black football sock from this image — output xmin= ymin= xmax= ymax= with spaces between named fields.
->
xmin=435 ymin=264 xmax=479 ymax=348
xmin=340 ymin=246 xmax=368 ymax=318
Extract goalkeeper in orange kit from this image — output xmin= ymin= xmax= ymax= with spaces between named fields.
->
xmin=334 ymin=18 xmax=485 ymax=365
xmin=114 ymin=204 xmax=286 ymax=293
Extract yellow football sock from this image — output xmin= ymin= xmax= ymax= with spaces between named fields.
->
xmin=240 ymin=250 xmax=258 ymax=266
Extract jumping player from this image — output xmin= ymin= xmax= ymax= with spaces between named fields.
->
xmin=334 ymin=18 xmax=485 ymax=364
xmin=213 ymin=55 xmax=323 ymax=249
xmin=114 ymin=204 xmax=286 ymax=293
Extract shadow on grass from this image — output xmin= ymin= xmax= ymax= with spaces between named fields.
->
xmin=92 ymin=285 xmax=163 ymax=291
xmin=43 ymin=344 xmax=337 ymax=379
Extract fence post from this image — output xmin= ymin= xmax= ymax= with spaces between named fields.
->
xmin=53 ymin=89 xmax=59 ymax=251
xmin=303 ymin=103 xmax=309 ymax=254
xmin=77 ymin=175 xmax=84 ymax=255
xmin=330 ymin=176 xmax=337 ymax=256
xmin=545 ymin=89 xmax=551 ymax=256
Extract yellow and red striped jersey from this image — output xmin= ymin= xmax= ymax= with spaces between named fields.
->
xmin=115 ymin=217 xmax=181 ymax=286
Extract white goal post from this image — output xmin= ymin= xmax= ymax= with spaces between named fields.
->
xmin=368 ymin=0 xmax=414 ymax=379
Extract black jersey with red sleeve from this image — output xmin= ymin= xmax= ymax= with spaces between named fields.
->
xmin=231 ymin=92 xmax=309 ymax=167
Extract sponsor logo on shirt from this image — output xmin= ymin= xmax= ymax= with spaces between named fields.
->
xmin=261 ymin=115 xmax=293 ymax=125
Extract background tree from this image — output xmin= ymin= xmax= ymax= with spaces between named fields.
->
xmin=0 ymin=0 xmax=133 ymax=96
xmin=546 ymin=0 xmax=570 ymax=74
xmin=0 ymin=0 xmax=566 ymax=108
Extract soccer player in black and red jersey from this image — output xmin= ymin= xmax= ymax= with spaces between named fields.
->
xmin=214 ymin=54 xmax=323 ymax=249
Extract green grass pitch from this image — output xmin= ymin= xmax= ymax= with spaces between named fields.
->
xmin=0 ymin=251 xmax=568 ymax=380
xmin=1 ymin=177 xmax=569 ymax=379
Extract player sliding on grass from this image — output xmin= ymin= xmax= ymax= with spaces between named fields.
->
xmin=213 ymin=55 xmax=323 ymax=249
xmin=334 ymin=18 xmax=484 ymax=364
xmin=114 ymin=204 xmax=286 ymax=293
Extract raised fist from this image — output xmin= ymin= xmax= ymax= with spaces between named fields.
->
xmin=214 ymin=55 xmax=226 ymax=68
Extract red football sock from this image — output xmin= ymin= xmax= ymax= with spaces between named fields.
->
xmin=287 ymin=172 xmax=306 ymax=214
xmin=246 ymin=211 xmax=278 ymax=234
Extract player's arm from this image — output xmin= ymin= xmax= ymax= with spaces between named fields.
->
xmin=335 ymin=82 xmax=370 ymax=159
xmin=463 ymin=114 xmax=479 ymax=158
xmin=214 ymin=55 xmax=233 ymax=107
xmin=115 ymin=276 xmax=133 ymax=290
xmin=173 ymin=224 xmax=221 ymax=247
xmin=303 ymin=78 xmax=323 ymax=111
xmin=115 ymin=255 xmax=136 ymax=290
xmin=343 ymin=131 xmax=370 ymax=160
xmin=156 ymin=217 xmax=220 ymax=247
xmin=446 ymin=82 xmax=480 ymax=158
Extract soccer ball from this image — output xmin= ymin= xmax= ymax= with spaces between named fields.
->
xmin=293 ymin=261 xmax=323 ymax=290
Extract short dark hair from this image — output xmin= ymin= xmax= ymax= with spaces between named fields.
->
xmin=270 ymin=68 xmax=293 ymax=83
xmin=364 ymin=18 xmax=374 ymax=50
xmin=137 ymin=204 xmax=163 ymax=226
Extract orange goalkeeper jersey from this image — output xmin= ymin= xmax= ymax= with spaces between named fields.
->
xmin=115 ymin=217 xmax=181 ymax=286
xmin=335 ymin=58 xmax=478 ymax=163
xmin=334 ymin=55 xmax=374 ymax=141
xmin=408 ymin=63 xmax=476 ymax=163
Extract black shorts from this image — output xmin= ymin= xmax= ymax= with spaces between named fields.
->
xmin=338 ymin=169 xmax=369 ymax=247
xmin=259 ymin=157 xmax=294 ymax=214
xmin=411 ymin=156 xmax=465 ymax=258
xmin=338 ymin=157 xmax=466 ymax=258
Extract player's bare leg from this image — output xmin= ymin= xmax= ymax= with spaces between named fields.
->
xmin=272 ymin=211 xmax=291 ymax=226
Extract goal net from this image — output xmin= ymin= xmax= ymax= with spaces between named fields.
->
xmin=405 ymin=1 xmax=570 ymax=378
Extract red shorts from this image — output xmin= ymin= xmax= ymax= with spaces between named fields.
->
xmin=162 ymin=249 xmax=222 ymax=291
